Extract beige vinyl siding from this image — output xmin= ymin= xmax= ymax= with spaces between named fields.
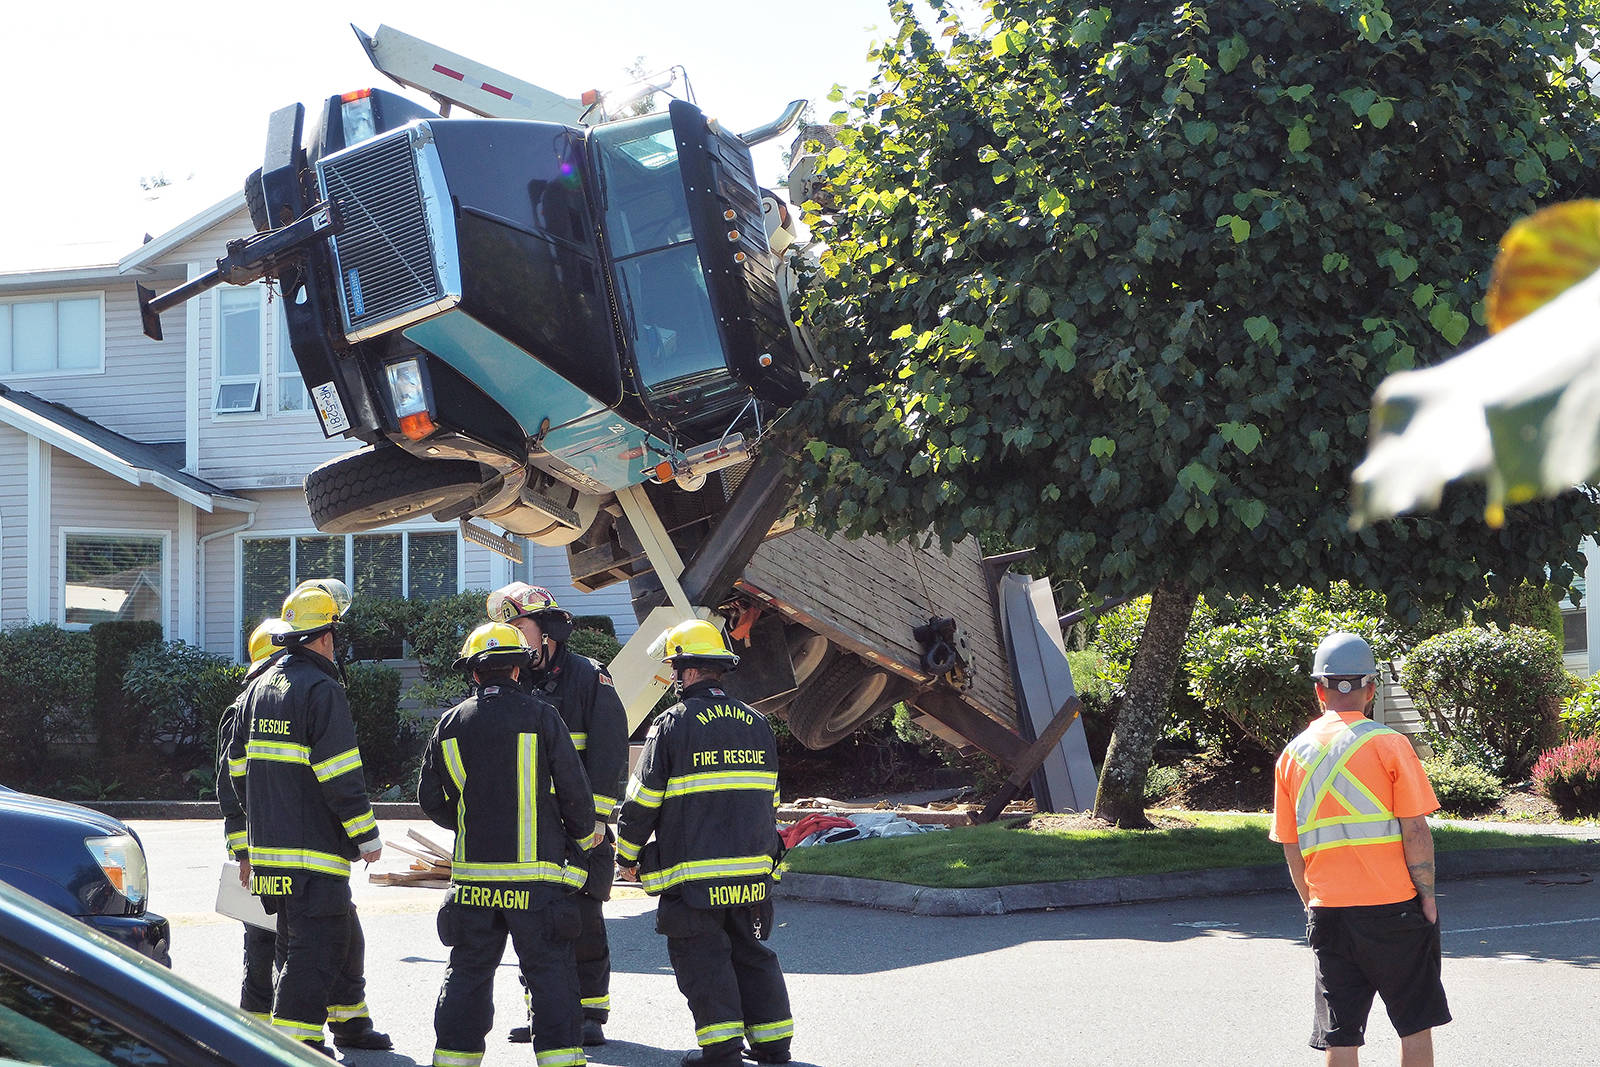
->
xmin=526 ymin=543 xmax=637 ymax=640
xmin=170 ymin=215 xmax=352 ymax=489
xmin=49 ymin=451 xmax=180 ymax=634
xmin=0 ymin=425 xmax=27 ymax=623
xmin=4 ymin=284 xmax=187 ymax=444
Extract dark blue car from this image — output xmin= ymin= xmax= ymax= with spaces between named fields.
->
xmin=0 ymin=785 xmax=171 ymax=965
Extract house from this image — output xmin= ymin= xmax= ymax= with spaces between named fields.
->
xmin=0 ymin=193 xmax=635 ymax=663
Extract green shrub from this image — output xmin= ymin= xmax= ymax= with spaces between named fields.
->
xmin=1185 ymin=592 xmax=1402 ymax=755
xmin=567 ymin=627 xmax=623 ymax=666
xmin=1401 ymin=626 xmax=1568 ymax=779
xmin=122 ymin=641 xmax=246 ymax=765
xmin=1560 ymin=674 xmax=1600 ymax=740
xmin=1143 ymin=764 xmax=1182 ymax=804
xmin=406 ymin=591 xmax=489 ymax=707
xmin=345 ymin=661 xmax=411 ymax=786
xmin=341 ymin=597 xmax=425 ymax=663
xmin=0 ymin=624 xmax=95 ymax=776
xmin=1092 ymin=596 xmax=1228 ymax=749
xmin=1421 ymin=755 xmax=1505 ymax=816
xmin=1531 ymin=736 xmax=1600 ymax=818
xmin=1474 ymin=580 xmax=1564 ymax=646
xmin=573 ymin=614 xmax=617 ymax=638
xmin=89 ymin=621 xmax=163 ymax=752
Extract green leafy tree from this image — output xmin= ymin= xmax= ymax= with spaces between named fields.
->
xmin=796 ymin=0 xmax=1600 ymax=824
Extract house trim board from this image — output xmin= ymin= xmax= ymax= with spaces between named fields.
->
xmin=27 ymin=439 xmax=51 ymax=621
xmin=186 ymin=261 xmax=201 ymax=472
xmin=178 ymin=503 xmax=198 ymax=642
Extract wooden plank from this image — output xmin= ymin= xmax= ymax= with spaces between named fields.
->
xmin=407 ymin=829 xmax=454 ymax=862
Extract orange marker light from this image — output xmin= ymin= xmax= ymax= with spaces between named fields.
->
xmin=340 ymin=88 xmax=373 ymax=103
xmin=654 ymin=461 xmax=675 ymax=482
xmin=581 ymin=89 xmax=600 ymax=107
xmin=400 ymin=412 xmax=436 ymax=441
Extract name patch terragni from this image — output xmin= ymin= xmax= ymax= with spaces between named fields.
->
xmin=453 ymin=884 xmax=533 ymax=910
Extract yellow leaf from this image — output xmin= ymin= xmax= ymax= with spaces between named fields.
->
xmin=1486 ymin=199 xmax=1600 ymax=334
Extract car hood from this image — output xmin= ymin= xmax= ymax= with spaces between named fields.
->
xmin=0 ymin=787 xmax=131 ymax=836
xmin=0 ymin=787 xmax=139 ymax=915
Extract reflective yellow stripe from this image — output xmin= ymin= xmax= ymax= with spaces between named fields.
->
xmin=518 ymin=733 xmax=536 ymax=862
xmin=581 ymin=994 xmax=611 ymax=1011
xmin=246 ymin=740 xmax=310 ymax=765
xmin=579 ymin=827 xmax=605 ymax=851
xmin=228 ymin=756 xmax=247 ymax=776
xmin=313 ymin=747 xmax=363 ymax=782
xmin=593 ymin=794 xmax=617 ymax=817
xmin=431 ymin=1049 xmax=484 ymax=1067
xmin=225 ymin=830 xmax=248 ymax=851
xmin=569 ymin=731 xmax=588 ymax=751
xmin=615 ymin=836 xmax=642 ymax=863
xmin=325 ymin=1002 xmax=368 ymax=1022
xmin=249 ymin=847 xmax=351 ymax=877
xmin=639 ymin=855 xmax=774 ymax=894
xmin=697 ymin=1020 xmax=744 ymax=1046
xmin=1292 ymin=720 xmax=1403 ymax=856
xmin=451 ymin=860 xmax=587 ymax=887
xmin=625 ymin=775 xmax=663 ymax=809
xmin=272 ymin=1017 xmax=323 ymax=1039
xmin=246 ymin=1011 xmax=271 ymax=1023
xmin=663 ymin=770 xmax=778 ymax=798
xmin=747 ymin=1018 xmax=794 ymax=1042
xmin=442 ymin=738 xmax=467 ymax=792
xmin=342 ymin=810 xmax=377 ymax=839
xmin=535 ymin=1048 xmax=586 ymax=1067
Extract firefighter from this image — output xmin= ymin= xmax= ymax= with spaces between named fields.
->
xmin=616 ymin=620 xmax=793 ymax=1067
xmin=218 ymin=615 xmax=395 ymax=1052
xmin=419 ymin=622 xmax=602 ymax=1067
xmin=487 ymin=582 xmax=628 ymax=1048
xmin=228 ymin=579 xmax=383 ymax=1055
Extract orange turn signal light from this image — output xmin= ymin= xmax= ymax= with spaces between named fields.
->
xmin=400 ymin=412 xmax=436 ymax=441
xmin=340 ymin=88 xmax=373 ymax=103
xmin=653 ymin=461 xmax=675 ymax=482
xmin=581 ymin=89 xmax=600 ymax=107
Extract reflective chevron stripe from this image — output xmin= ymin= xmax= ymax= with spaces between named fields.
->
xmin=1291 ymin=719 xmax=1403 ymax=855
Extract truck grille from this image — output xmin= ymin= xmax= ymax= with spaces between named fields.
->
xmin=319 ymin=132 xmax=443 ymax=339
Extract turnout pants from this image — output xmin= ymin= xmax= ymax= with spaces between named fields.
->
xmin=658 ymin=893 xmax=793 ymax=1063
xmin=265 ymin=873 xmax=352 ymax=1046
xmin=240 ymin=903 xmax=374 ymax=1028
xmin=519 ymin=842 xmax=614 ymax=1026
xmin=433 ymin=887 xmax=584 ymax=1067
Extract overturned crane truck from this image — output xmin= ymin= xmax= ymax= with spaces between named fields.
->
xmin=138 ymin=25 xmax=1096 ymax=805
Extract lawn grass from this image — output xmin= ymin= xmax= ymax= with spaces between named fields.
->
xmin=779 ymin=810 xmax=1581 ymax=889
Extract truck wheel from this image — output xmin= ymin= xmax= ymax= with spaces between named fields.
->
xmin=305 ymin=446 xmax=485 ymax=534
xmin=784 ymin=654 xmax=909 ymax=750
xmin=245 ymin=168 xmax=269 ymax=232
xmin=788 ymin=629 xmax=830 ymax=688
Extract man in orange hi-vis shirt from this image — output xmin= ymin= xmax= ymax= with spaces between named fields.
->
xmin=1271 ymin=632 xmax=1451 ymax=1067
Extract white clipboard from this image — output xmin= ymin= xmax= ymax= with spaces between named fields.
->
xmin=216 ymin=860 xmax=276 ymax=931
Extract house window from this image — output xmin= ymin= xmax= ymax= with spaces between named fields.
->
xmin=275 ymin=304 xmax=309 ymax=412
xmin=215 ymin=288 xmax=263 ymax=414
xmin=62 ymin=533 xmax=164 ymax=629
xmin=0 ymin=295 xmax=102 ymax=375
xmin=240 ymin=530 xmax=461 ymax=659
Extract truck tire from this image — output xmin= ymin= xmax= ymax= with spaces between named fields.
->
xmin=784 ymin=653 xmax=909 ymax=750
xmin=305 ymin=446 xmax=485 ymax=534
xmin=245 ymin=168 xmax=269 ymax=232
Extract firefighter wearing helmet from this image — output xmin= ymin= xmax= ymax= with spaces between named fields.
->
xmin=225 ymin=580 xmax=386 ymax=1055
xmin=616 ymin=619 xmax=794 ymax=1066
xmin=420 ymin=622 xmax=601 ymax=1067
xmin=217 ymin=613 xmax=391 ymax=1051
xmin=487 ymin=582 xmax=628 ymax=1047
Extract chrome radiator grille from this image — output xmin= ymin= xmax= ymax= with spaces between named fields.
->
xmin=319 ymin=132 xmax=441 ymax=338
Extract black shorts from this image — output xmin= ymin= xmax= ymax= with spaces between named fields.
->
xmin=1307 ymin=897 xmax=1451 ymax=1049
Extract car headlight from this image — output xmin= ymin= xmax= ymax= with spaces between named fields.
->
xmin=84 ymin=835 xmax=149 ymax=909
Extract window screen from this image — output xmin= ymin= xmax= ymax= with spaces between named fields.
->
xmin=63 ymin=534 xmax=163 ymax=628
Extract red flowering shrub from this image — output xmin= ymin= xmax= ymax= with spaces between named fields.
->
xmin=1531 ymin=737 xmax=1600 ymax=818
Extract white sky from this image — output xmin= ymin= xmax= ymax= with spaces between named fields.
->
xmin=0 ymin=0 xmax=898 ymax=271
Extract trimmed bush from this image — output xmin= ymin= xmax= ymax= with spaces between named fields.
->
xmin=1420 ymin=755 xmax=1504 ymax=816
xmin=1531 ymin=737 xmax=1600 ymax=818
xmin=345 ymin=661 xmax=411 ymax=787
xmin=1401 ymin=626 xmax=1569 ymax=779
xmin=89 ymin=621 xmax=164 ymax=753
xmin=341 ymin=597 xmax=425 ymax=663
xmin=568 ymin=627 xmax=623 ymax=666
xmin=122 ymin=641 xmax=246 ymax=765
xmin=573 ymin=614 xmax=617 ymax=639
xmin=1093 ymin=596 xmax=1229 ymax=749
xmin=0 ymin=624 xmax=96 ymax=776
xmin=1560 ymin=674 xmax=1600 ymax=740
xmin=1474 ymin=580 xmax=1564 ymax=646
xmin=1185 ymin=592 xmax=1402 ymax=755
xmin=406 ymin=591 xmax=490 ymax=707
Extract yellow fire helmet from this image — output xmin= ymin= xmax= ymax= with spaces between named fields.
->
xmin=247 ymin=618 xmax=294 ymax=675
xmin=453 ymin=621 xmax=533 ymax=674
xmin=647 ymin=619 xmax=740 ymax=670
xmin=276 ymin=578 xmax=352 ymax=643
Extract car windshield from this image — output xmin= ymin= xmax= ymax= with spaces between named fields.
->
xmin=591 ymin=114 xmax=735 ymax=415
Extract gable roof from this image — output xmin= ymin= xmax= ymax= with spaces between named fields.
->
xmin=118 ymin=192 xmax=249 ymax=275
xmin=0 ymin=387 xmax=254 ymax=514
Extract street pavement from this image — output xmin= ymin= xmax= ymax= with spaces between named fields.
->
xmin=132 ymin=819 xmax=1600 ymax=1066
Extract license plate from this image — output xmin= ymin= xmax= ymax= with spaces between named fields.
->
xmin=312 ymin=382 xmax=351 ymax=435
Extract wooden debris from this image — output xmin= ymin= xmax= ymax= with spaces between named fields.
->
xmin=407 ymin=829 xmax=454 ymax=862
xmin=370 ymin=831 xmax=453 ymax=889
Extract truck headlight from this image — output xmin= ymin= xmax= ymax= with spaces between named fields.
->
xmin=84 ymin=834 xmax=149 ymax=909
xmin=385 ymin=358 xmax=428 ymax=417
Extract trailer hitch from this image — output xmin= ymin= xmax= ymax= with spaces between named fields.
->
xmin=136 ymin=199 xmax=343 ymax=341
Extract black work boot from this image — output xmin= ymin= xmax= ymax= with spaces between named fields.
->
xmin=507 ymin=1025 xmax=532 ymax=1044
xmin=682 ymin=1043 xmax=742 ymax=1066
xmin=329 ymin=1018 xmax=393 ymax=1051
xmin=744 ymin=1043 xmax=793 ymax=1064
xmin=582 ymin=1019 xmax=606 ymax=1046
xmin=302 ymin=1040 xmax=336 ymax=1059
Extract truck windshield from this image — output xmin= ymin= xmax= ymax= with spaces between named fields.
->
xmin=591 ymin=114 xmax=740 ymax=422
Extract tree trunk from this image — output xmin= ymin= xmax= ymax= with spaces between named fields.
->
xmin=1093 ymin=579 xmax=1199 ymax=828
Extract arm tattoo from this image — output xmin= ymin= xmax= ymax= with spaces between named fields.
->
xmin=1407 ymin=859 xmax=1436 ymax=899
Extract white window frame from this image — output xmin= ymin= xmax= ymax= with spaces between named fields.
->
xmin=273 ymin=300 xmax=312 ymax=415
xmin=58 ymin=527 xmax=169 ymax=633
xmin=0 ymin=292 xmax=105 ymax=378
xmin=212 ymin=286 xmax=267 ymax=418
xmin=235 ymin=526 xmax=466 ymax=660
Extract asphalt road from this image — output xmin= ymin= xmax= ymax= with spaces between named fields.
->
xmin=131 ymin=819 xmax=1600 ymax=1067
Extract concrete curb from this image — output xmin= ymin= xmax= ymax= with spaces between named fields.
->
xmin=87 ymin=800 xmax=427 ymax=821
xmin=776 ymin=842 xmax=1600 ymax=916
